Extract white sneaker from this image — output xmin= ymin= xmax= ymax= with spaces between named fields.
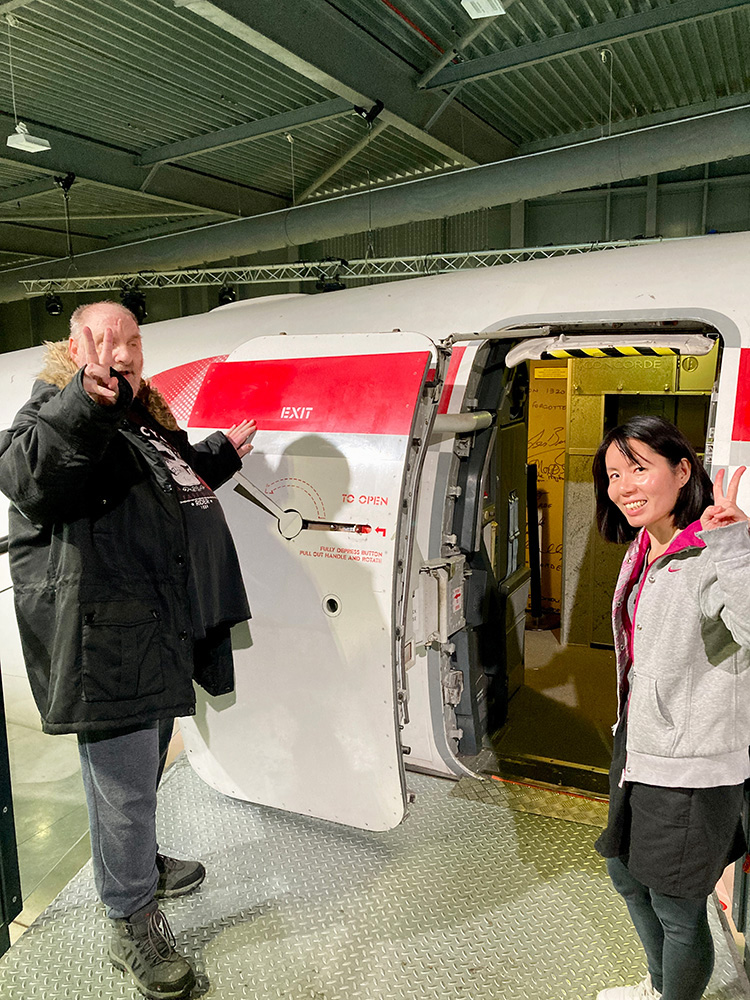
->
xmin=596 ymin=974 xmax=662 ymax=999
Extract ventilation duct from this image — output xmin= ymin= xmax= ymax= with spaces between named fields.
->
xmin=1 ymin=106 xmax=749 ymax=304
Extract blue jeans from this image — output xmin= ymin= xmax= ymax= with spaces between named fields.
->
xmin=78 ymin=719 xmax=173 ymax=919
xmin=607 ymin=856 xmax=714 ymax=1000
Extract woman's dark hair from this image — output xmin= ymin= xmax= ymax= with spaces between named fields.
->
xmin=592 ymin=415 xmax=713 ymax=543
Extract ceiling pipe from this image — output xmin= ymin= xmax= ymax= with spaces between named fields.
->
xmin=1 ymin=106 xmax=749 ymax=304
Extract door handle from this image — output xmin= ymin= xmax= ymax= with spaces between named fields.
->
xmin=233 ymin=472 xmax=304 ymax=539
xmin=233 ymin=472 xmax=371 ymax=540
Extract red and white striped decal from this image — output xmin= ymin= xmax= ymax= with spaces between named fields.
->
xmin=149 ymin=355 xmax=227 ymax=422
xmin=188 ymin=351 xmax=432 ymax=435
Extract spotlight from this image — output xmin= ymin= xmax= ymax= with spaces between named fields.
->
xmin=53 ymin=171 xmax=75 ymax=194
xmin=120 ymin=286 xmax=147 ymax=324
xmin=315 ymin=279 xmax=346 ymax=293
xmin=314 ymin=257 xmax=348 ymax=293
xmin=44 ymin=293 xmax=63 ymax=316
xmin=353 ymin=99 xmax=384 ymax=124
xmin=218 ymin=284 xmax=237 ymax=306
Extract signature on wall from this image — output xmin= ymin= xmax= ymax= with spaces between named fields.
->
xmin=528 ymin=427 xmax=565 ymax=483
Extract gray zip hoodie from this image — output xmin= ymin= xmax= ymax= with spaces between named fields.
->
xmin=613 ymin=517 xmax=750 ymax=788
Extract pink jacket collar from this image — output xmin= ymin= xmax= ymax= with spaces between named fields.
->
xmin=631 ymin=519 xmax=705 ymax=565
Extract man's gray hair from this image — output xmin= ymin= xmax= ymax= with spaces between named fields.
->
xmin=69 ymin=301 xmax=139 ymax=340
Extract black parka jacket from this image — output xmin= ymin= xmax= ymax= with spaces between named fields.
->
xmin=0 ymin=343 xmax=249 ymax=734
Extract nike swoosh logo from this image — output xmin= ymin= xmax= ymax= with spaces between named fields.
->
xmin=668 ymin=566 xmax=681 ymax=572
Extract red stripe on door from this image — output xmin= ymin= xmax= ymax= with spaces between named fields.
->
xmin=189 ymin=352 xmax=432 ymax=435
xmin=732 ymin=349 xmax=750 ymax=441
xmin=437 ymin=346 xmax=467 ymax=414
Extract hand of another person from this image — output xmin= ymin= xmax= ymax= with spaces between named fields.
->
xmin=225 ymin=419 xmax=257 ymax=459
xmin=80 ymin=326 xmax=119 ymax=406
xmin=701 ymin=466 xmax=749 ymax=530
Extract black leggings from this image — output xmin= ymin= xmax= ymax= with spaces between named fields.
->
xmin=607 ymin=856 xmax=714 ymax=1000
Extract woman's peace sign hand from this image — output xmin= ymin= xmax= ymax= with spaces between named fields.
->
xmin=80 ymin=325 xmax=119 ymax=406
xmin=700 ymin=466 xmax=749 ymax=530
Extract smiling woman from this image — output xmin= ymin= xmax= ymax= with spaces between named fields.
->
xmin=590 ymin=415 xmax=750 ymax=1000
xmin=605 ymin=442 xmax=690 ymax=559
xmin=593 ymin=416 xmax=713 ymax=551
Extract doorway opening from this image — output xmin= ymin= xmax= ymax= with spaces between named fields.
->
xmin=453 ymin=325 xmax=721 ymax=794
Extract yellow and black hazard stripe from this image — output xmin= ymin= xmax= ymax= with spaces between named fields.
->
xmin=542 ymin=346 xmax=679 ymax=359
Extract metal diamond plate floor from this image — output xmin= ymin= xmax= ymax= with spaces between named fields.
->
xmin=1 ymin=756 xmax=748 ymax=1000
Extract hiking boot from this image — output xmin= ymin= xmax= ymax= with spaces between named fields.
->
xmin=597 ymin=974 xmax=662 ymax=999
xmin=155 ymin=854 xmax=205 ymax=899
xmin=109 ymin=900 xmax=195 ymax=999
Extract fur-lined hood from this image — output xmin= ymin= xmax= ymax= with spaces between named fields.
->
xmin=39 ymin=340 xmax=179 ymax=431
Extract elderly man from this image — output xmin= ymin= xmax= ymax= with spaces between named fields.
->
xmin=0 ymin=301 xmax=254 ymax=998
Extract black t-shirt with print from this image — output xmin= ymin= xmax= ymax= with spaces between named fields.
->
xmin=130 ymin=419 xmax=243 ymax=639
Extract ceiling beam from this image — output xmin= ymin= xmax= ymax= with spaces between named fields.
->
xmin=137 ymin=98 xmax=353 ymax=166
xmin=417 ymin=14 xmax=500 ymax=89
xmin=0 ymin=112 xmax=288 ymax=218
xmin=174 ymin=0 xmax=516 ymax=164
xmin=0 ymin=0 xmax=37 ymax=11
xmin=424 ymin=0 xmax=750 ymax=89
xmin=0 ymin=223 xmax=104 ymax=257
xmin=0 ymin=211 xmax=214 ymax=221
xmin=517 ymin=93 xmax=750 ymax=154
xmin=298 ymin=119 xmax=389 ymax=203
xmin=103 ymin=214 xmax=232 ymax=248
xmin=0 ymin=213 xmax=225 ymax=260
xmin=0 ymin=177 xmax=56 ymax=206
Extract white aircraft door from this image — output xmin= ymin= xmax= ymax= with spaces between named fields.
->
xmin=179 ymin=332 xmax=443 ymax=831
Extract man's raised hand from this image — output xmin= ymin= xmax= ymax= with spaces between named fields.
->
xmin=80 ymin=326 xmax=120 ymax=406
xmin=225 ymin=419 xmax=257 ymax=459
xmin=700 ymin=466 xmax=749 ymax=530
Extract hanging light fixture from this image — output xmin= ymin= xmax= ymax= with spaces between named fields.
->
xmin=120 ymin=284 xmax=147 ymax=324
xmin=5 ymin=14 xmax=50 ymax=153
xmin=44 ymin=294 xmax=63 ymax=316
xmin=460 ymin=0 xmax=507 ymax=16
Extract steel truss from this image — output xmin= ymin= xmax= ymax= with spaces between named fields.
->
xmin=20 ymin=237 xmax=679 ymax=295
